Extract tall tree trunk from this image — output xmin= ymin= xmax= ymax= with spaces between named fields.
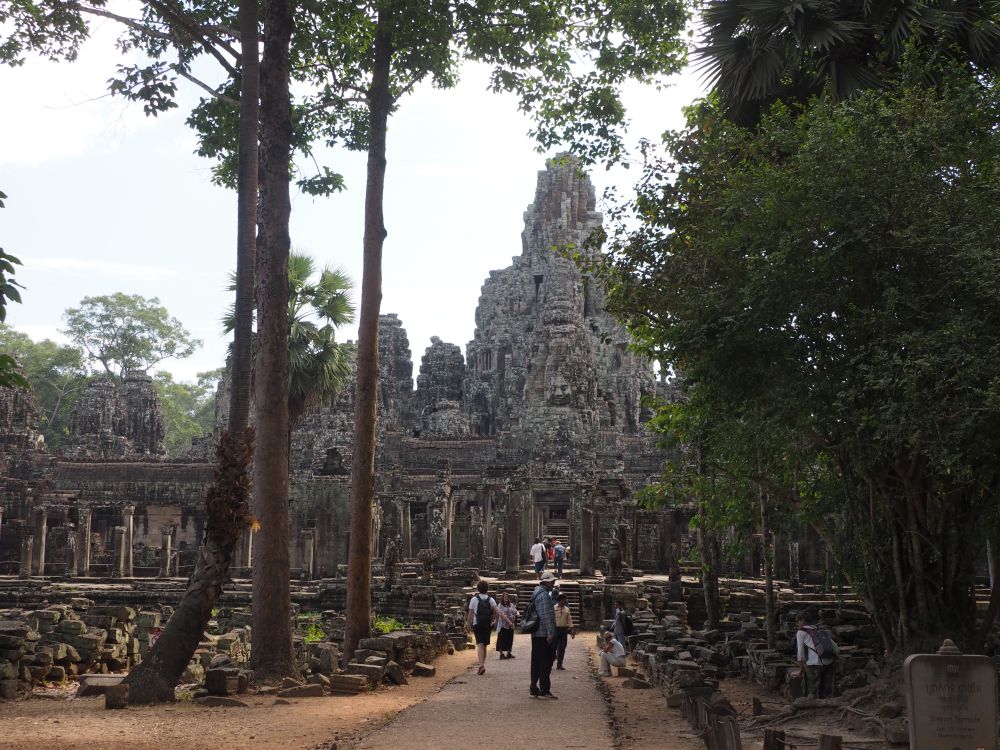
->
xmin=249 ymin=0 xmax=295 ymax=681
xmin=699 ymin=523 xmax=722 ymax=630
xmin=122 ymin=1 xmax=259 ymax=703
xmin=229 ymin=0 xmax=260 ymax=437
xmin=344 ymin=9 xmax=393 ymax=665
xmin=122 ymin=435 xmax=252 ymax=703
xmin=761 ymin=493 xmax=776 ymax=649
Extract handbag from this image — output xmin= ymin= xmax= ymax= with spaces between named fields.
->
xmin=520 ymin=590 xmax=541 ymax=634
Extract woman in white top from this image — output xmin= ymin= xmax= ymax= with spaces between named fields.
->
xmin=599 ymin=631 xmax=626 ymax=676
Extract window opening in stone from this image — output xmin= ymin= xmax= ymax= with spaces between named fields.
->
xmin=534 ymin=274 xmax=543 ymax=297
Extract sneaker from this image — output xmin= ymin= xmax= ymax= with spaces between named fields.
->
xmin=556 ymin=665 xmax=566 ymax=670
xmin=538 ymin=693 xmax=558 ymax=700
xmin=507 ymin=653 xmax=515 ymax=659
xmin=530 ymin=686 xmax=540 ymax=697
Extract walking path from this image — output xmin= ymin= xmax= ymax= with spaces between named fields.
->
xmin=346 ymin=633 xmax=615 ymax=750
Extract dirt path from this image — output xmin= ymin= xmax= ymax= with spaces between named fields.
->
xmin=0 ymin=647 xmax=477 ymax=750
xmin=584 ymin=638 xmax=704 ymax=750
xmin=343 ymin=632 xmax=615 ymax=750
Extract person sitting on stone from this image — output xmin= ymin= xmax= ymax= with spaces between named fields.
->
xmin=598 ymin=631 xmax=626 ymax=677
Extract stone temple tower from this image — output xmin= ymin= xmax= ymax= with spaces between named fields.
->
xmin=463 ymin=155 xmax=657 ymax=452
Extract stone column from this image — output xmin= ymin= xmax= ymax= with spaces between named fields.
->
xmin=0 ymin=505 xmax=4 ymax=544
xmin=33 ymin=506 xmax=48 ymax=576
xmin=579 ymin=508 xmax=595 ymax=576
xmin=159 ymin=526 xmax=173 ymax=577
xmin=303 ymin=530 xmax=316 ymax=580
xmin=401 ymin=503 xmax=412 ymax=558
xmin=113 ymin=526 xmax=127 ymax=578
xmin=505 ymin=506 xmax=520 ymax=576
xmin=123 ymin=505 xmax=135 ymax=577
xmin=66 ymin=526 xmax=78 ymax=577
xmin=245 ymin=527 xmax=254 ymax=569
xmin=19 ymin=534 xmax=33 ymax=578
xmin=79 ymin=507 xmax=92 ymax=577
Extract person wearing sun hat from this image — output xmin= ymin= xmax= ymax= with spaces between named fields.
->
xmin=529 ymin=571 xmax=558 ymax=699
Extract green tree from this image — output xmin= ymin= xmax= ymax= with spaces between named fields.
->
xmin=696 ymin=0 xmax=1000 ymax=124
xmin=595 ymin=59 xmax=1000 ymax=654
xmin=154 ymin=369 xmax=223 ymax=457
xmin=0 ymin=192 xmax=26 ymax=388
xmin=224 ymin=252 xmax=355 ymax=430
xmin=62 ymin=293 xmax=201 ymax=379
xmin=0 ymin=326 xmax=87 ymax=450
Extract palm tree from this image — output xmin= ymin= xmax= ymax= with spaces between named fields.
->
xmin=224 ymin=251 xmax=355 ymax=430
xmin=286 ymin=254 xmax=354 ymax=427
xmin=696 ymin=0 xmax=1000 ymax=124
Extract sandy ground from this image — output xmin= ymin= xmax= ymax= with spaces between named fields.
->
xmin=585 ymin=639 xmax=705 ymax=750
xmin=0 ymin=647 xmax=477 ymax=750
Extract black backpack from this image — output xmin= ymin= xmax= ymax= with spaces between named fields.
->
xmin=619 ymin=610 xmax=634 ymax=636
xmin=475 ymin=595 xmax=493 ymax=627
xmin=811 ymin=628 xmax=838 ymax=661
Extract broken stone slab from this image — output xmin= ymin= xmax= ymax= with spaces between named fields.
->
xmin=623 ymin=677 xmax=652 ymax=689
xmin=204 ymin=668 xmax=241 ymax=696
xmin=346 ymin=661 xmax=385 ymax=687
xmin=411 ymin=662 xmax=435 ymax=677
xmin=195 ymin=696 xmax=249 ymax=708
xmin=104 ymin=683 xmax=129 ymax=709
xmin=276 ymin=684 xmax=325 ymax=699
xmin=328 ymin=674 xmax=368 ymax=695
xmin=306 ymin=673 xmax=331 ymax=688
xmin=76 ymin=673 xmax=126 ymax=697
xmin=384 ymin=660 xmax=408 ymax=686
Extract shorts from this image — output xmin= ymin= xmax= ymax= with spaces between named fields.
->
xmin=534 ymin=560 xmax=545 ymax=574
xmin=473 ymin=623 xmax=493 ymax=645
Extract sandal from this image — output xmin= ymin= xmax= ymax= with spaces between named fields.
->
xmin=478 ymin=665 xmax=486 ymax=675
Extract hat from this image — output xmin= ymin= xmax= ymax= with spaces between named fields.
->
xmin=540 ymin=572 xmax=557 ymax=582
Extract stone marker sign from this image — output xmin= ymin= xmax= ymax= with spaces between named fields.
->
xmin=904 ymin=639 xmax=998 ymax=750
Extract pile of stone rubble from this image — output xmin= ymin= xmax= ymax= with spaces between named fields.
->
xmin=0 ymin=598 xmax=456 ymax=703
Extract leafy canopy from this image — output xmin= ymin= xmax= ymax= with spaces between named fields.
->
xmin=62 ymin=293 xmax=202 ymax=379
xmin=594 ymin=55 xmax=1000 ymax=648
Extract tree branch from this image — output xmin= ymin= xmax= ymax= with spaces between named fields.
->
xmin=175 ymin=68 xmax=239 ymax=106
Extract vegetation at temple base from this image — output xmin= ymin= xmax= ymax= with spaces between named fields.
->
xmin=154 ymin=370 xmax=222 ymax=458
xmin=0 ymin=326 xmax=87 ymax=450
xmin=593 ymin=55 xmax=1000 ymax=656
xmin=62 ymin=293 xmax=201 ymax=379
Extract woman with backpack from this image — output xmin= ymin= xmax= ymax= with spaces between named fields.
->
xmin=495 ymin=591 xmax=518 ymax=660
xmin=467 ymin=580 xmax=499 ymax=675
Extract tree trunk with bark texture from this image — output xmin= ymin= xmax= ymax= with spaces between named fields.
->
xmin=344 ymin=10 xmax=393 ymax=665
xmin=249 ymin=0 xmax=295 ymax=681
xmin=121 ymin=2 xmax=259 ymax=702
xmin=700 ymin=524 xmax=722 ymax=630
xmin=123 ymin=434 xmax=252 ymax=703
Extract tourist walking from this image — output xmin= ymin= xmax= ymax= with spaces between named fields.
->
xmin=495 ymin=591 xmax=518 ymax=660
xmin=467 ymin=580 xmax=498 ymax=675
xmin=529 ymin=571 xmax=558 ymax=699
xmin=554 ymin=592 xmax=575 ymax=669
xmin=553 ymin=539 xmax=566 ymax=578
xmin=795 ymin=611 xmax=837 ymax=698
xmin=598 ymin=631 xmax=626 ymax=676
xmin=530 ymin=537 xmax=547 ymax=578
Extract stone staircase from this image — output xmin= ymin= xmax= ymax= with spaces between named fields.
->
xmin=506 ymin=579 xmax=582 ymax=628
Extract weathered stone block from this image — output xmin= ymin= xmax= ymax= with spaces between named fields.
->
xmin=204 ymin=668 xmax=240 ymax=696
xmin=0 ymin=679 xmax=17 ymax=700
xmin=384 ymin=660 xmax=408 ymax=686
xmin=104 ymin=683 xmax=129 ymax=709
xmin=346 ymin=661 xmax=384 ymax=687
xmin=411 ymin=662 xmax=435 ymax=677
xmin=277 ymin=684 xmax=325 ymax=698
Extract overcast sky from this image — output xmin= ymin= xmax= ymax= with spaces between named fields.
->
xmin=1 ymin=7 xmax=707 ymax=383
